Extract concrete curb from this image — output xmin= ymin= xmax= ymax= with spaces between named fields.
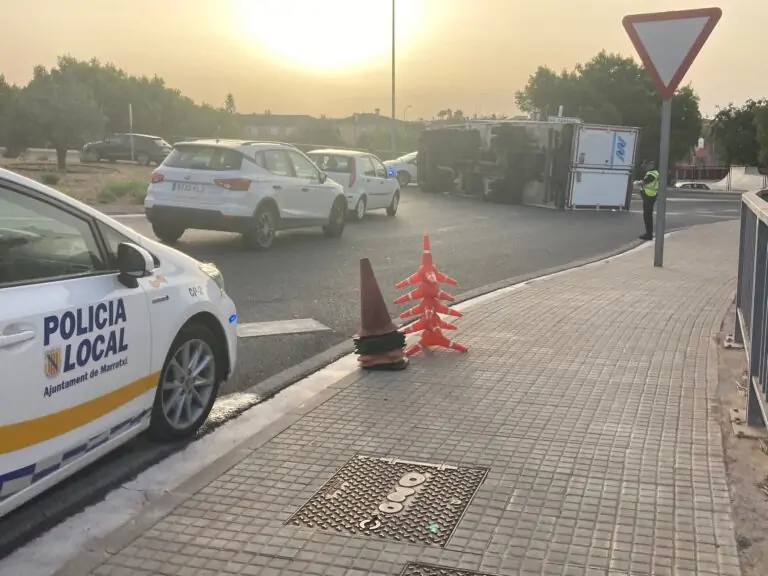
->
xmin=0 ymin=236 xmax=645 ymax=560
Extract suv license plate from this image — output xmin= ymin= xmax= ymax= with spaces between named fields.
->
xmin=173 ymin=182 xmax=204 ymax=194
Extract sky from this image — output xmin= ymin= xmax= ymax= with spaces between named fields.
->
xmin=1 ymin=0 xmax=764 ymax=120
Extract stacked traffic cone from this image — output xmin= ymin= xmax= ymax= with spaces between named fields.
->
xmin=395 ymin=234 xmax=468 ymax=357
xmin=353 ymin=258 xmax=409 ymax=370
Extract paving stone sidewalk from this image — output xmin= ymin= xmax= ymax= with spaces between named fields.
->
xmin=62 ymin=220 xmax=741 ymax=576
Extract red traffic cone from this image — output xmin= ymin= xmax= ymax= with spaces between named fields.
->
xmin=405 ymin=327 xmax=468 ymax=357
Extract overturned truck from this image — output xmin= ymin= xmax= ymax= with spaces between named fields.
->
xmin=417 ymin=119 xmax=640 ymax=210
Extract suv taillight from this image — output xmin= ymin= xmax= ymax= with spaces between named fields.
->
xmin=214 ymin=177 xmax=251 ymax=191
xmin=150 ymin=172 xmax=164 ymax=184
xmin=349 ymin=158 xmax=357 ymax=187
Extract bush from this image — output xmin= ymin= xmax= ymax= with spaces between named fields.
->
xmin=40 ymin=172 xmax=60 ymax=185
xmin=97 ymin=180 xmax=146 ymax=204
xmin=37 ymin=154 xmax=49 ymax=162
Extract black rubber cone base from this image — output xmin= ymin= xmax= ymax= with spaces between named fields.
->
xmin=354 ymin=330 xmax=406 ymax=356
xmin=361 ymin=357 xmax=410 ymax=371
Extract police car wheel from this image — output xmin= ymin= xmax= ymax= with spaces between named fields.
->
xmin=152 ymin=222 xmax=185 ymax=244
xmin=148 ymin=322 xmax=223 ymax=440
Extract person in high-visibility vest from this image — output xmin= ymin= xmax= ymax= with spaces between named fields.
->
xmin=639 ymin=161 xmax=659 ymax=241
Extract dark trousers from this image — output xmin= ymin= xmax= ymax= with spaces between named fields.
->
xmin=641 ymin=192 xmax=657 ymax=236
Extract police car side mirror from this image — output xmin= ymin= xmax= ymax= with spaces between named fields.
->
xmin=116 ymin=242 xmax=154 ymax=288
xmin=319 ymin=172 xmax=328 ymax=184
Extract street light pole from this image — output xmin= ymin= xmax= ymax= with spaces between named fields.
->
xmin=390 ymin=0 xmax=396 ymax=156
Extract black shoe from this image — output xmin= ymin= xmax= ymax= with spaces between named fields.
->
xmin=639 ymin=234 xmax=653 ymax=241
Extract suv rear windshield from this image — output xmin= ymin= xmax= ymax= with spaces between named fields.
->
xmin=307 ymin=154 xmax=353 ymax=174
xmin=163 ymin=145 xmax=243 ymax=171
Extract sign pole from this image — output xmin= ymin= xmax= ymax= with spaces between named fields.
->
xmin=622 ymin=7 xmax=722 ymax=266
xmin=654 ymin=98 xmax=672 ymax=267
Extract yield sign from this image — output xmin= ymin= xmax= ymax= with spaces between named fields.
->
xmin=623 ymin=8 xmax=722 ymax=99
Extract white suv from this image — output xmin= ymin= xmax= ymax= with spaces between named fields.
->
xmin=145 ymin=140 xmax=348 ymax=251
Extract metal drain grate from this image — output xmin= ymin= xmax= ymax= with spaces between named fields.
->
xmin=400 ymin=563 xmax=499 ymax=576
xmin=286 ymin=455 xmax=488 ymax=547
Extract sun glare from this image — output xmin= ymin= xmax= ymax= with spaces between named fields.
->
xmin=235 ymin=0 xmax=423 ymax=73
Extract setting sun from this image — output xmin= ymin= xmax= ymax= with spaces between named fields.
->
xmin=235 ymin=0 xmax=424 ymax=73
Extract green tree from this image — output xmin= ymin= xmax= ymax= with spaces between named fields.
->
xmin=711 ymin=99 xmax=767 ymax=166
xmin=20 ymin=67 xmax=104 ymax=168
xmin=753 ymin=103 xmax=768 ymax=167
xmin=52 ymin=55 xmax=241 ymax=140
xmin=515 ymin=51 xmax=703 ymax=167
xmin=224 ymin=93 xmax=236 ymax=114
xmin=4 ymin=55 xmax=247 ymax=157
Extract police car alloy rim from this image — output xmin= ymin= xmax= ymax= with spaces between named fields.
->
xmin=161 ymin=338 xmax=216 ymax=429
xmin=356 ymin=198 xmax=366 ymax=220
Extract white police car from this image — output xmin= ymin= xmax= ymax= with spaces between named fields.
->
xmin=0 ymin=168 xmax=238 ymax=518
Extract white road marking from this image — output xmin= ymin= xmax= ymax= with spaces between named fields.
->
xmin=0 ymin=237 xmax=666 ymax=576
xmin=629 ymin=209 xmax=735 ymax=217
xmin=667 ymin=197 xmax=741 ymax=203
xmin=237 ymin=318 xmax=331 ymax=338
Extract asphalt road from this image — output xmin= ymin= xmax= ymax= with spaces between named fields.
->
xmin=0 ymin=188 xmax=741 ymax=558
xmin=114 ymin=190 xmax=742 ymax=396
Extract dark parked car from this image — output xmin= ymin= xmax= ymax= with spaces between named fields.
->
xmin=81 ymin=133 xmax=172 ymax=166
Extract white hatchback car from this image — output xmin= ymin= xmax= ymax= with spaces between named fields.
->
xmin=145 ymin=140 xmax=348 ymax=251
xmin=307 ymin=149 xmax=400 ymax=221
xmin=384 ymin=151 xmax=418 ymax=188
xmin=0 ymin=168 xmax=238 ymax=518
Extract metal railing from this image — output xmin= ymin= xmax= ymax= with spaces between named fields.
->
xmin=732 ymin=188 xmax=768 ymax=427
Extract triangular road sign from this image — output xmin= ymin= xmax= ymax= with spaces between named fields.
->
xmin=623 ymin=8 xmax=722 ymax=99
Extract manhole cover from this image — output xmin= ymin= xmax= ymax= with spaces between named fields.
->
xmin=400 ymin=563 xmax=499 ymax=576
xmin=286 ymin=455 xmax=488 ymax=547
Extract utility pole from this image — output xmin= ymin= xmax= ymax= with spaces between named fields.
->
xmin=390 ymin=0 xmax=396 ymax=156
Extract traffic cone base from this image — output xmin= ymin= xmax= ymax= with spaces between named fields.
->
xmin=359 ymin=350 xmax=409 ymax=371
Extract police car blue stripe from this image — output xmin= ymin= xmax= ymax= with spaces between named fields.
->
xmin=31 ymin=462 xmax=61 ymax=483
xmin=63 ymin=444 xmax=87 ymax=462
xmin=0 ymin=464 xmax=35 ymax=484
xmin=0 ymin=407 xmax=151 ymax=503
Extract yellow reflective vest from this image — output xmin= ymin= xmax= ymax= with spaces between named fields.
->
xmin=643 ymin=170 xmax=659 ymax=197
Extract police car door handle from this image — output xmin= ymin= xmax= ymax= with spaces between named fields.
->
xmin=0 ymin=329 xmax=35 ymax=348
